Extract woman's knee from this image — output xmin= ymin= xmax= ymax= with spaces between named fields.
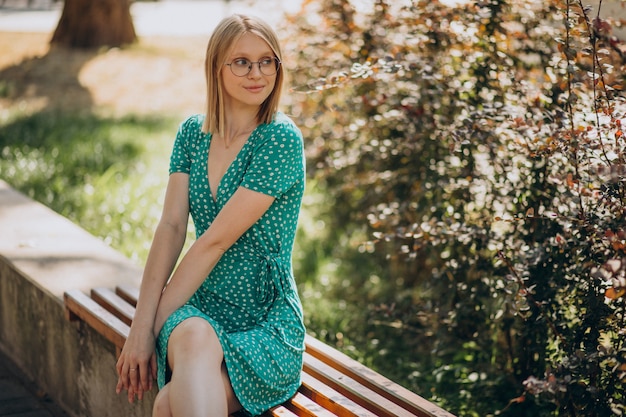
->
xmin=152 ymin=384 xmax=172 ymax=417
xmin=168 ymin=317 xmax=223 ymax=366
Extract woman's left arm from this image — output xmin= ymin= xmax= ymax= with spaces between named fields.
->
xmin=152 ymin=186 xmax=274 ymax=335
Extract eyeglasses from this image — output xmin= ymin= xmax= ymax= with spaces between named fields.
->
xmin=225 ymin=57 xmax=281 ymax=77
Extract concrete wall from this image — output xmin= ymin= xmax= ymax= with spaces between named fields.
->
xmin=0 ymin=179 xmax=154 ymax=417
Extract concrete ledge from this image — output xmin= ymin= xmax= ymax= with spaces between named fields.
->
xmin=0 ymin=179 xmax=154 ymax=417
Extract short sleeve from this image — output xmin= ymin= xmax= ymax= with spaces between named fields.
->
xmin=241 ymin=119 xmax=305 ymax=198
xmin=169 ymin=115 xmax=204 ymax=175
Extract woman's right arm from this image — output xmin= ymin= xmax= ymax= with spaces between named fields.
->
xmin=115 ymin=172 xmax=190 ymax=402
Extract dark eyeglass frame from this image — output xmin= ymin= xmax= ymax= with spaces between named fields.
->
xmin=225 ymin=57 xmax=281 ymax=77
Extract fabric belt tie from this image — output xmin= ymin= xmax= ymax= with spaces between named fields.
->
xmin=258 ymin=254 xmax=291 ymax=305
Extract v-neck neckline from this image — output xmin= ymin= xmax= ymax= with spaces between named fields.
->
xmin=205 ymin=127 xmax=257 ymax=203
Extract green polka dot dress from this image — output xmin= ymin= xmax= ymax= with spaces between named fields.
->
xmin=155 ymin=112 xmax=306 ymax=416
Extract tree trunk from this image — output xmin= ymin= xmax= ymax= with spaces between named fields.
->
xmin=51 ymin=0 xmax=137 ymax=48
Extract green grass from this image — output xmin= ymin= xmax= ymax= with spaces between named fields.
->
xmin=0 ymin=109 xmax=179 ymax=264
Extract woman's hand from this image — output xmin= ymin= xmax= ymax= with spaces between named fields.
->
xmin=113 ymin=173 xmax=190 ymax=402
xmin=115 ymin=326 xmax=157 ymax=403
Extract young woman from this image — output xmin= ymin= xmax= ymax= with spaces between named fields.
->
xmin=115 ymin=14 xmax=306 ymax=417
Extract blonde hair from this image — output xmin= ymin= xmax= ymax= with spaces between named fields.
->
xmin=201 ymin=14 xmax=285 ymax=135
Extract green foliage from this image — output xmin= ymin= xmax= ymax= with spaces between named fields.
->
xmin=283 ymin=0 xmax=626 ymax=415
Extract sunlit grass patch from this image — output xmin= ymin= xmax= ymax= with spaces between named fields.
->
xmin=0 ymin=110 xmax=179 ymax=263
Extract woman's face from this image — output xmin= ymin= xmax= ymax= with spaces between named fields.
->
xmin=222 ymin=33 xmax=277 ymax=111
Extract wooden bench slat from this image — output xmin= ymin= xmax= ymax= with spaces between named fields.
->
xmin=267 ymin=407 xmax=299 ymax=417
xmin=299 ymin=372 xmax=378 ymax=417
xmin=91 ymin=287 xmax=135 ymax=326
xmin=266 ymin=405 xmax=301 ymax=417
xmin=304 ymin=352 xmax=414 ymax=417
xmin=283 ymin=392 xmax=338 ymax=417
xmin=64 ymin=289 xmax=129 ymax=350
xmin=304 ymin=335 xmax=453 ymax=417
xmin=115 ymin=283 xmax=139 ymax=307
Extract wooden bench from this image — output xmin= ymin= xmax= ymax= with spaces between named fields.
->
xmin=64 ymin=285 xmax=455 ymax=417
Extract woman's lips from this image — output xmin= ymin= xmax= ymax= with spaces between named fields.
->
xmin=245 ymin=85 xmax=265 ymax=93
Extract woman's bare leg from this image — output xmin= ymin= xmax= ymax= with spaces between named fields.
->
xmin=153 ymin=384 xmax=173 ymax=417
xmin=158 ymin=317 xmax=241 ymax=417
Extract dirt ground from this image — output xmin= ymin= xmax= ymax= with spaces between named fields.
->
xmin=0 ymin=31 xmax=210 ymax=118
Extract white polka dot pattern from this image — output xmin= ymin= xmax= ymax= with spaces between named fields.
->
xmin=156 ymin=112 xmax=306 ymax=416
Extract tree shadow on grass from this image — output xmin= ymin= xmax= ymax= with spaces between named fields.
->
xmin=0 ymin=36 xmax=176 ymax=216
xmin=0 ymin=43 xmax=98 ymax=113
xmin=0 ymin=43 xmax=107 ymax=214
xmin=0 ymin=38 xmax=182 ymax=262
